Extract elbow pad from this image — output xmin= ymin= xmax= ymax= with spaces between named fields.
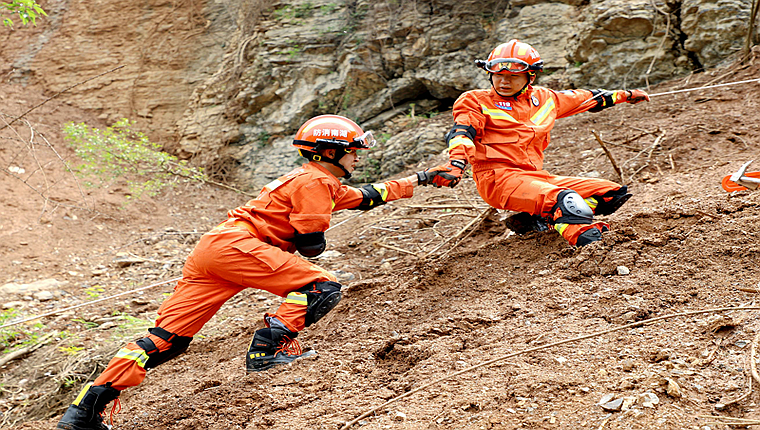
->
xmin=444 ymin=124 xmax=476 ymax=143
xmin=293 ymin=231 xmax=326 ymax=257
xmin=588 ymin=89 xmax=616 ymax=113
xmin=353 ymin=184 xmax=388 ymax=210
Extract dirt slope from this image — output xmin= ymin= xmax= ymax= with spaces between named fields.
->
xmin=2 ymin=53 xmax=760 ymax=430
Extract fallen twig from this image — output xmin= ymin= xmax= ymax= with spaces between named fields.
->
xmin=0 ymin=333 xmax=56 ymax=367
xmin=0 ymin=277 xmax=180 ymax=330
xmin=404 ymin=204 xmax=483 ymax=210
xmin=591 ymin=130 xmax=623 ymax=181
xmin=645 ymin=0 xmax=672 ymax=90
xmin=340 ymin=305 xmax=760 ymax=430
xmin=751 ymin=329 xmax=760 ymax=386
xmin=373 ymin=241 xmax=418 ymax=257
xmin=0 ymin=65 xmax=125 ymax=133
xmin=700 ymin=415 xmax=760 ymax=426
xmin=424 ymin=207 xmax=495 ymax=259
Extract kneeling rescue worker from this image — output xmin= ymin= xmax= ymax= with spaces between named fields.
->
xmin=57 ymin=115 xmax=440 ymax=430
xmin=429 ymin=39 xmax=650 ymax=246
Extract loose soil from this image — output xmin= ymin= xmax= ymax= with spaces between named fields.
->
xmin=2 ymin=52 xmax=760 ymax=430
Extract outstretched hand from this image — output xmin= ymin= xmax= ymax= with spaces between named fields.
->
xmin=626 ymin=89 xmax=650 ymax=104
xmin=427 ymin=160 xmax=466 ymax=188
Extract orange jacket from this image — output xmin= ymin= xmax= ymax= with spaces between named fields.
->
xmin=448 ymin=86 xmax=631 ymax=171
xmin=227 ymin=162 xmax=414 ymax=252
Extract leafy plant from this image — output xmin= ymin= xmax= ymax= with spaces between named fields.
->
xmin=1 ymin=0 xmax=47 ymax=27
xmin=63 ymin=119 xmax=207 ymax=200
xmin=0 ymin=309 xmax=45 ymax=353
xmin=59 ymin=345 xmax=84 ymax=355
xmin=83 ymin=286 xmax=105 ymax=300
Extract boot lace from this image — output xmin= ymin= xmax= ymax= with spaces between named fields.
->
xmin=107 ymin=398 xmax=121 ymax=427
xmin=274 ymin=335 xmax=303 ymax=357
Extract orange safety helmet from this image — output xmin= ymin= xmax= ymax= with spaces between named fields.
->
xmin=476 ymin=39 xmax=544 ymax=74
xmin=292 ymin=115 xmax=376 ymax=178
xmin=293 ymin=115 xmax=375 ymax=154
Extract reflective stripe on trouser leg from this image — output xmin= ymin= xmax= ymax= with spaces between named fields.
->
xmin=267 ymin=291 xmax=308 ymax=333
xmin=93 ymin=339 xmax=160 ymax=391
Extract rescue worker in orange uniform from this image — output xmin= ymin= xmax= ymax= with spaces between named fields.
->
xmin=57 ymin=115 xmax=440 ymax=430
xmin=429 ymin=39 xmax=650 ymax=246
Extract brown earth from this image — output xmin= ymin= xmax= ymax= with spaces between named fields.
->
xmin=2 ymin=50 xmax=760 ymax=430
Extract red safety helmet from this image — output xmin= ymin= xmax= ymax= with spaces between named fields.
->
xmin=292 ymin=115 xmax=375 ymax=154
xmin=476 ymin=39 xmax=544 ymax=74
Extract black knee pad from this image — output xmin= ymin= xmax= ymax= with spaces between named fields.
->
xmin=551 ymin=190 xmax=594 ymax=224
xmin=134 ymin=327 xmax=192 ymax=369
xmin=297 ymin=281 xmax=343 ymax=327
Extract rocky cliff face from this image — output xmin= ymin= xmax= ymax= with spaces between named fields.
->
xmin=3 ymin=0 xmax=756 ymax=188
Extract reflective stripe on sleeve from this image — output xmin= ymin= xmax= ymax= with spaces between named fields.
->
xmin=114 ymin=347 xmax=150 ymax=368
xmin=530 ymin=98 xmax=555 ymax=125
xmin=372 ymin=184 xmax=389 ymax=201
xmin=263 ymin=178 xmax=284 ymax=193
xmin=285 ymin=292 xmax=308 ymax=306
xmin=448 ymin=135 xmax=474 ymax=151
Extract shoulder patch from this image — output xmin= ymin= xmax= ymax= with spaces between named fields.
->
xmin=531 ymin=95 xmax=540 ymax=106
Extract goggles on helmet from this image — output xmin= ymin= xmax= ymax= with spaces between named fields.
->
xmin=314 ymin=131 xmax=376 ymax=150
xmin=483 ymin=58 xmax=532 ymax=74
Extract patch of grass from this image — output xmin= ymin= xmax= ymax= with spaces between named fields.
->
xmin=0 ymin=309 xmax=46 ymax=354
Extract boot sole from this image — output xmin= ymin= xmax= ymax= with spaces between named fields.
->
xmin=246 ymin=350 xmax=317 ymax=373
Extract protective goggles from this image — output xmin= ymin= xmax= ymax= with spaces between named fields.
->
xmin=316 ymin=131 xmax=376 ymax=149
xmin=483 ymin=58 xmax=532 ymax=74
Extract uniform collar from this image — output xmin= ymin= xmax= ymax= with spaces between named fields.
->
xmin=306 ymin=161 xmax=342 ymax=184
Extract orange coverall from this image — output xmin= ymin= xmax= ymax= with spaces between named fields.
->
xmin=95 ymin=161 xmax=415 ymax=390
xmin=448 ymin=86 xmax=631 ymax=218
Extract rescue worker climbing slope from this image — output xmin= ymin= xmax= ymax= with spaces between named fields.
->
xmin=57 ymin=115 xmax=440 ymax=430
xmin=429 ymin=39 xmax=650 ymax=246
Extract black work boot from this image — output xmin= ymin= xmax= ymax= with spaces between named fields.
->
xmin=587 ymin=186 xmax=632 ymax=215
xmin=246 ymin=327 xmax=315 ymax=373
xmin=504 ymin=212 xmax=550 ymax=235
xmin=57 ymin=383 xmax=120 ymax=430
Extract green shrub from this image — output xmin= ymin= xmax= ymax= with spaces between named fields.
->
xmin=2 ymin=0 xmax=46 ymax=27
xmin=64 ymin=119 xmax=207 ymax=200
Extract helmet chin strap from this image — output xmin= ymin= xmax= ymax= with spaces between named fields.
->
xmin=302 ymin=148 xmax=352 ymax=178
xmin=329 ymin=148 xmax=352 ymax=179
xmin=489 ymin=73 xmax=534 ymax=99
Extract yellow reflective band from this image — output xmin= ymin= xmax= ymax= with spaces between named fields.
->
xmin=530 ymin=98 xmax=556 ymax=125
xmin=481 ymin=105 xmax=518 ymax=123
xmin=331 ymin=199 xmax=336 ymax=209
xmin=585 ymin=197 xmax=598 ymax=211
xmin=554 ymin=223 xmax=568 ymax=234
xmin=263 ymin=178 xmax=284 ymax=192
xmin=72 ymin=383 xmax=93 ymax=406
xmin=372 ymin=184 xmax=389 ymax=202
xmin=448 ymin=135 xmax=474 ymax=151
xmin=115 ymin=347 xmax=150 ymax=368
xmin=285 ymin=292 xmax=308 ymax=306
xmin=613 ymin=91 xmax=622 ymax=104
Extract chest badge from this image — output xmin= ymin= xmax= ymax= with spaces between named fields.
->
xmin=495 ymin=101 xmax=512 ymax=111
xmin=531 ymin=95 xmax=540 ymax=106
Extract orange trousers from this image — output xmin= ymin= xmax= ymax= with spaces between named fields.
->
xmin=94 ymin=221 xmax=335 ymax=391
xmin=473 ymin=164 xmax=621 ymax=217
